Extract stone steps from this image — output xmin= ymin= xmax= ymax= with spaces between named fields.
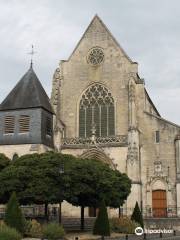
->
xmin=62 ymin=217 xmax=96 ymax=231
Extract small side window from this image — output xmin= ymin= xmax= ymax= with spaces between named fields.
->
xmin=155 ymin=130 xmax=160 ymax=143
xmin=4 ymin=116 xmax=15 ymax=134
xmin=46 ymin=117 xmax=52 ymax=137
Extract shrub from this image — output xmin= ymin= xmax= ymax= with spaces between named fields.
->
xmin=0 ymin=220 xmax=5 ymax=227
xmin=4 ymin=192 xmax=26 ymax=233
xmin=110 ymin=217 xmax=139 ymax=234
xmin=24 ymin=220 xmax=31 ymax=236
xmin=93 ymin=199 xmax=110 ymax=236
xmin=131 ymin=202 xmax=144 ymax=228
xmin=0 ymin=225 xmax=22 ymax=240
xmin=0 ymin=153 xmax=10 ymax=171
xmin=43 ymin=223 xmax=65 ymax=240
xmin=25 ymin=219 xmax=42 ymax=238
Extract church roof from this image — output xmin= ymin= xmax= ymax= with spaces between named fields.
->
xmin=0 ymin=66 xmax=54 ymax=113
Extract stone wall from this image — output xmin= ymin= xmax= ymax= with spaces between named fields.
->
xmin=0 ymin=144 xmax=53 ymax=159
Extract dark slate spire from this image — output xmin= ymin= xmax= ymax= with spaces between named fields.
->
xmin=0 ymin=67 xmax=54 ymax=113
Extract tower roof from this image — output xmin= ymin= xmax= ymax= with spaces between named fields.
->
xmin=0 ymin=67 xmax=54 ymax=113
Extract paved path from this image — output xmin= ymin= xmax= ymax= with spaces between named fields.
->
xmin=22 ymin=234 xmax=180 ymax=240
xmin=116 ymin=234 xmax=180 ymax=240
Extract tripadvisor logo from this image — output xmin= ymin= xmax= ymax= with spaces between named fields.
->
xmin=135 ymin=227 xmax=144 ymax=235
xmin=135 ymin=227 xmax=174 ymax=235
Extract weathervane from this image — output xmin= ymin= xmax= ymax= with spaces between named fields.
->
xmin=28 ymin=45 xmax=36 ymax=68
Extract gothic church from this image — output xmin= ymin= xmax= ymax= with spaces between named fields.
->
xmin=0 ymin=15 xmax=180 ymax=219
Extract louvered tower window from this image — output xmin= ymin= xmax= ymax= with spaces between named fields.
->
xmin=79 ymin=84 xmax=115 ymax=138
xmin=4 ymin=116 xmax=15 ymax=134
xmin=19 ymin=115 xmax=30 ymax=133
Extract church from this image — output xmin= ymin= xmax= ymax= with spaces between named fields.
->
xmin=0 ymin=15 xmax=180 ymax=220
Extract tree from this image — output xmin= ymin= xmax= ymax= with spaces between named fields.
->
xmin=0 ymin=152 xmax=76 ymax=221
xmin=99 ymin=170 xmax=131 ymax=208
xmin=131 ymin=201 xmax=144 ymax=228
xmin=0 ymin=153 xmax=10 ymax=172
xmin=12 ymin=153 xmax=19 ymax=161
xmin=64 ymin=158 xmax=131 ymax=230
xmin=0 ymin=152 xmax=131 ymax=230
xmin=4 ymin=192 xmax=26 ymax=233
xmin=93 ymin=199 xmax=110 ymax=239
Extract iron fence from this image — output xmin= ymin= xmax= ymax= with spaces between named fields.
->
xmin=0 ymin=205 xmax=180 ymax=219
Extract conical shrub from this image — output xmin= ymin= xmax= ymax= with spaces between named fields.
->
xmin=131 ymin=201 xmax=144 ymax=228
xmin=93 ymin=199 xmax=110 ymax=237
xmin=4 ymin=192 xmax=26 ymax=233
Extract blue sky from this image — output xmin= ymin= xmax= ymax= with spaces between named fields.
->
xmin=0 ymin=0 xmax=180 ymax=123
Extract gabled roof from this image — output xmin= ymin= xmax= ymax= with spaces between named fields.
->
xmin=145 ymin=89 xmax=161 ymax=117
xmin=0 ymin=67 xmax=54 ymax=113
xmin=68 ymin=14 xmax=134 ymax=63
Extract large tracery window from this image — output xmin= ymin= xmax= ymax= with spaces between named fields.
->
xmin=79 ymin=84 xmax=115 ymax=138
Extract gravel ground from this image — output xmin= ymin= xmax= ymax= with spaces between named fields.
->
xmin=22 ymin=232 xmax=124 ymax=240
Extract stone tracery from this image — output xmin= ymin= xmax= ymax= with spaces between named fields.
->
xmin=79 ymin=83 xmax=115 ymax=138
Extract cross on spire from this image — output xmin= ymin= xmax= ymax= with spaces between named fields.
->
xmin=28 ymin=45 xmax=36 ymax=68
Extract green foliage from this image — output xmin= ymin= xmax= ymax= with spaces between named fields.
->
xmin=0 ymin=152 xmax=76 ymax=205
xmin=25 ymin=219 xmax=42 ymax=238
xmin=93 ymin=200 xmax=110 ymax=236
xmin=4 ymin=192 xmax=26 ymax=233
xmin=65 ymin=158 xmax=131 ymax=230
xmin=131 ymin=202 xmax=144 ymax=228
xmin=0 ymin=152 xmax=131 ymax=208
xmin=0 ymin=225 xmax=22 ymax=240
xmin=24 ymin=220 xmax=31 ymax=236
xmin=65 ymin=158 xmax=131 ymax=208
xmin=0 ymin=220 xmax=5 ymax=227
xmin=43 ymin=223 xmax=65 ymax=240
xmin=110 ymin=217 xmax=140 ymax=234
xmin=0 ymin=154 xmax=10 ymax=172
xmin=0 ymin=151 xmax=131 ymax=232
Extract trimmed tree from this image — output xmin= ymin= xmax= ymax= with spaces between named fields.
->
xmin=0 ymin=152 xmax=76 ymax=222
xmin=4 ymin=192 xmax=26 ymax=233
xmin=64 ymin=158 xmax=111 ymax=230
xmin=93 ymin=199 xmax=110 ymax=239
xmin=131 ymin=201 xmax=144 ymax=228
xmin=65 ymin=158 xmax=131 ymax=230
xmin=12 ymin=153 xmax=19 ymax=161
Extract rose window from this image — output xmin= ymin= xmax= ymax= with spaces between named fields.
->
xmin=88 ymin=48 xmax=104 ymax=65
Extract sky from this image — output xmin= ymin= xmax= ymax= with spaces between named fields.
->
xmin=0 ymin=0 xmax=180 ymax=124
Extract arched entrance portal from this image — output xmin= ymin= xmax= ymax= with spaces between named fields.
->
xmin=152 ymin=190 xmax=167 ymax=217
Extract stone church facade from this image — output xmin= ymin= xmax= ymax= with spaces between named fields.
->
xmin=0 ymin=15 xmax=180 ymax=219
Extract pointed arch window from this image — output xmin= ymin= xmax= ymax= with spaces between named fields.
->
xmin=79 ymin=84 xmax=115 ymax=138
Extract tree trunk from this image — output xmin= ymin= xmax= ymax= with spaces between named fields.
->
xmin=93 ymin=207 xmax=96 ymax=217
xmin=45 ymin=203 xmax=48 ymax=222
xmin=59 ymin=202 xmax=62 ymax=224
xmin=81 ymin=206 xmax=85 ymax=231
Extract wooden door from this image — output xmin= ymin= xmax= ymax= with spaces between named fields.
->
xmin=88 ymin=207 xmax=99 ymax=217
xmin=152 ymin=190 xmax=167 ymax=217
